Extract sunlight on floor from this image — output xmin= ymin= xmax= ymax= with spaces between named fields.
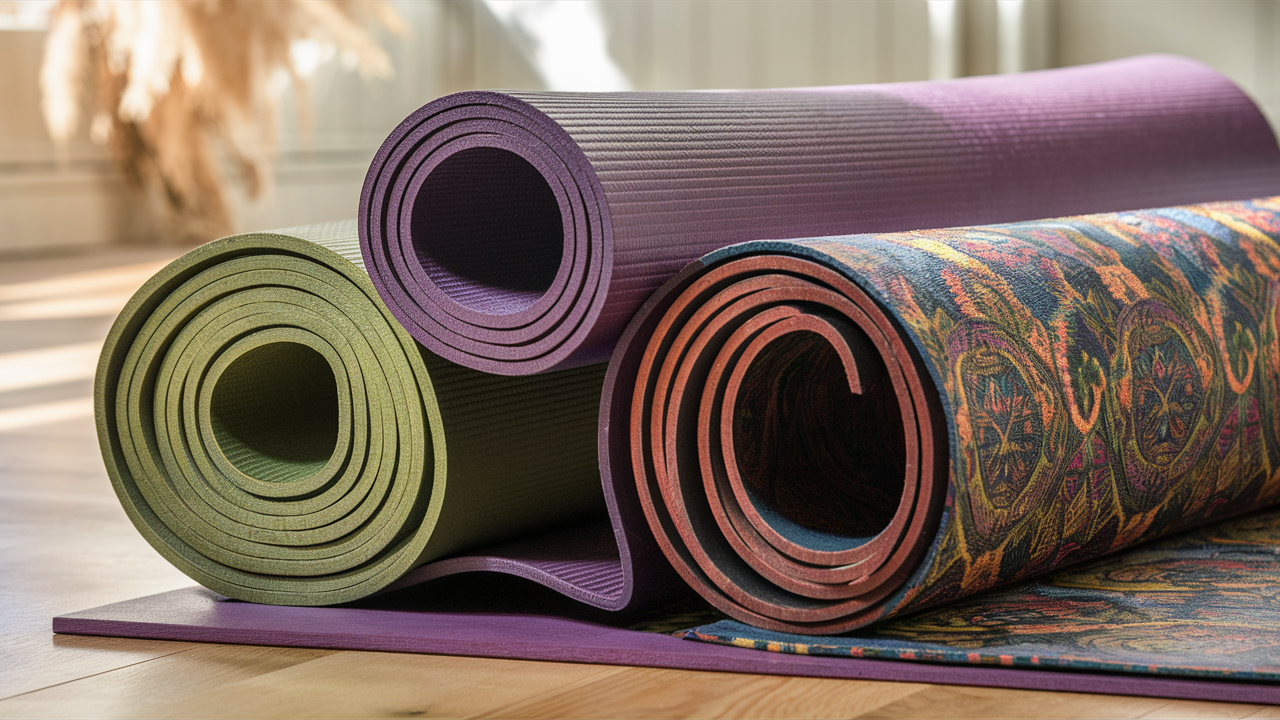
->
xmin=0 ymin=260 xmax=170 ymax=321
xmin=0 ymin=397 xmax=95 ymax=432
xmin=0 ymin=256 xmax=172 ymax=433
xmin=0 ymin=342 xmax=101 ymax=393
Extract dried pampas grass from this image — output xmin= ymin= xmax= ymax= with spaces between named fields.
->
xmin=40 ymin=0 xmax=405 ymax=243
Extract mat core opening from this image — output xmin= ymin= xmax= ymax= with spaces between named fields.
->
xmin=210 ymin=342 xmax=340 ymax=484
xmin=410 ymin=147 xmax=564 ymax=316
xmin=732 ymin=329 xmax=907 ymax=544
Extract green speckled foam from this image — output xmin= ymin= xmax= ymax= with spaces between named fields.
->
xmin=95 ymin=221 xmax=604 ymax=605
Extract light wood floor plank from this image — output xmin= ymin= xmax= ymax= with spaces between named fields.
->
xmin=0 ymin=643 xmax=334 ymax=718
xmin=130 ymin=650 xmax=627 ymax=719
xmin=1137 ymin=699 xmax=1276 ymax=719
xmin=0 ymin=634 xmax=192 ymax=701
xmin=854 ymin=684 xmax=1260 ymax=719
xmin=482 ymin=665 xmax=927 ymax=719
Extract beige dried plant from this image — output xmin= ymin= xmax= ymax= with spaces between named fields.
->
xmin=40 ymin=0 xmax=405 ymax=243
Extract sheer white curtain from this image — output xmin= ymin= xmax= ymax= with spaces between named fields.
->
xmin=482 ymin=0 xmax=631 ymax=91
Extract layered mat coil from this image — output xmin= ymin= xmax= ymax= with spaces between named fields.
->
xmin=360 ymin=55 xmax=1280 ymax=375
xmin=605 ymin=197 xmax=1280 ymax=633
xmin=94 ymin=223 xmax=612 ymax=605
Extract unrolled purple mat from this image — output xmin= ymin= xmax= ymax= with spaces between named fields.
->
xmin=360 ymin=54 xmax=1280 ymax=376
xmin=53 ymin=585 xmax=1280 ymax=704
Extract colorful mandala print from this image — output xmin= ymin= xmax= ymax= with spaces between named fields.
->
xmin=684 ymin=507 xmax=1280 ymax=681
xmin=799 ymin=197 xmax=1280 ymax=615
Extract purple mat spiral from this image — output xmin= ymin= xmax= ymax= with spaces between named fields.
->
xmin=359 ymin=54 xmax=1280 ymax=376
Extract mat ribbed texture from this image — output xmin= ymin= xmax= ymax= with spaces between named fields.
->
xmin=95 ymin=222 xmax=617 ymax=606
xmin=607 ymin=197 xmax=1280 ymax=633
xmin=360 ymin=55 xmax=1280 ymax=376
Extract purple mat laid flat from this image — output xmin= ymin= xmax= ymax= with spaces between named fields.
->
xmin=54 ymin=585 xmax=1280 ymax=704
xmin=360 ymin=54 xmax=1280 ymax=376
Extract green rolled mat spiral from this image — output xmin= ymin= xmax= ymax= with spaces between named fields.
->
xmin=95 ymin=221 xmax=605 ymax=605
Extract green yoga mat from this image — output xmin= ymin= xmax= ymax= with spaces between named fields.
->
xmin=95 ymin=222 xmax=605 ymax=605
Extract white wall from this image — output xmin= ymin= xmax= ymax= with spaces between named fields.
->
xmin=1 ymin=0 xmax=1278 ymax=254
xmin=1057 ymin=0 xmax=1280 ymax=122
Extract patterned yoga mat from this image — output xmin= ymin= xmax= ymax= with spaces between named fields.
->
xmin=685 ymin=505 xmax=1280 ymax=682
xmin=609 ymin=196 xmax=1280 ymax=634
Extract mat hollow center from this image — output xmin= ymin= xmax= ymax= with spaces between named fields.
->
xmin=411 ymin=147 xmax=564 ymax=316
xmin=210 ymin=342 xmax=340 ymax=484
xmin=732 ymin=329 xmax=906 ymax=545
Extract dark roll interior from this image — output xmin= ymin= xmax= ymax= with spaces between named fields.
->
xmin=209 ymin=342 xmax=340 ymax=483
xmin=732 ymin=327 xmax=907 ymax=543
xmin=410 ymin=147 xmax=564 ymax=316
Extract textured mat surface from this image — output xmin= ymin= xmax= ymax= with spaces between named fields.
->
xmin=686 ymin=506 xmax=1280 ymax=683
xmin=360 ymin=55 xmax=1280 ymax=375
xmin=607 ymin=197 xmax=1280 ymax=633
xmin=93 ymin=222 xmax=671 ymax=607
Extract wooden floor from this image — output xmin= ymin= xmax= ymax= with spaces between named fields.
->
xmin=0 ymin=246 xmax=1275 ymax=719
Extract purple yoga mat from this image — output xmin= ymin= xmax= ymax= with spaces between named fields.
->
xmin=359 ymin=54 xmax=1280 ymax=376
xmin=53 ymin=586 xmax=1280 ymax=704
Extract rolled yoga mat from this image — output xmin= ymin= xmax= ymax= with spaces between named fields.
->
xmin=359 ymin=54 xmax=1280 ymax=376
xmin=606 ymin=196 xmax=1280 ymax=634
xmin=95 ymin=222 xmax=621 ymax=606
